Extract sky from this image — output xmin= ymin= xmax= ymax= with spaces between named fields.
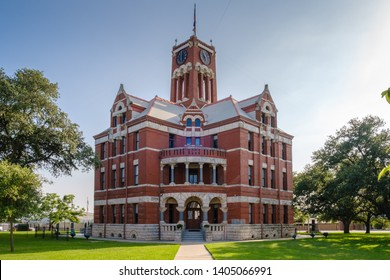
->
xmin=1 ymin=0 xmax=390 ymax=211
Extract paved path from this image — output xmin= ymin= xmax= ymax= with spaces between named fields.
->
xmin=174 ymin=244 xmax=213 ymax=260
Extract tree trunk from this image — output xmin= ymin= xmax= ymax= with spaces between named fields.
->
xmin=365 ymin=215 xmax=371 ymax=234
xmin=10 ymin=221 xmax=14 ymax=252
xmin=342 ymin=220 xmax=351 ymax=233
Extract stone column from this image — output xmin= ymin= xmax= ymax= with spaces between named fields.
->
xmin=199 ymin=73 xmax=204 ymax=100
xmin=199 ymin=163 xmax=204 ymax=184
xmin=160 ymin=164 xmax=164 ymax=186
xmin=220 ymin=207 xmax=228 ymax=224
xmin=176 ymin=206 xmax=185 ymax=224
xmin=212 ymin=164 xmax=217 ymax=185
xmin=170 ymin=164 xmax=175 ymax=185
xmin=185 ymin=162 xmax=189 ymax=184
xmin=201 ymin=207 xmax=210 ymax=223
xmin=159 ymin=207 xmax=167 ymax=223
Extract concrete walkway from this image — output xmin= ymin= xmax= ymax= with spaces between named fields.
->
xmin=174 ymin=244 xmax=213 ymax=260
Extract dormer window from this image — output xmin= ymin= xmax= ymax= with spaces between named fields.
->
xmin=195 ymin=118 xmax=201 ymax=127
xmin=186 ymin=118 xmax=192 ymax=127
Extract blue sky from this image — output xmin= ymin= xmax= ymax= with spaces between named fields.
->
xmin=1 ymin=0 xmax=390 ymax=210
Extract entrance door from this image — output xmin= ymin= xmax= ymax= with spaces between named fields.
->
xmin=185 ymin=201 xmax=201 ymax=230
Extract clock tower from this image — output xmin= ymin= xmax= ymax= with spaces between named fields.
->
xmin=170 ymin=34 xmax=217 ymax=105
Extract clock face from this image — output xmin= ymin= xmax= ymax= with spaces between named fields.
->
xmin=176 ymin=49 xmax=188 ymax=65
xmin=200 ymin=49 xmax=211 ymax=65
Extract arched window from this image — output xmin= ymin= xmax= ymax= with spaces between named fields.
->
xmin=195 ymin=118 xmax=201 ymax=127
xmin=186 ymin=118 xmax=192 ymax=127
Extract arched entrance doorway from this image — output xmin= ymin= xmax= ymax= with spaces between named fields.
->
xmin=185 ymin=201 xmax=201 ymax=230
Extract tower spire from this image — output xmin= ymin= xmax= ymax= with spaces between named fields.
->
xmin=193 ymin=3 xmax=197 ymax=36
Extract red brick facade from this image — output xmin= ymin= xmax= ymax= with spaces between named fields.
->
xmin=93 ymin=35 xmax=294 ymax=241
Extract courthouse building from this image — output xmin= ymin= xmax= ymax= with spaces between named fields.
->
xmin=93 ymin=28 xmax=294 ymax=241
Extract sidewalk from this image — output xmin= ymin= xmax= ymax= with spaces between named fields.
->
xmin=174 ymin=244 xmax=213 ymax=260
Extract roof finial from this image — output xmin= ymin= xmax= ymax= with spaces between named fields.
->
xmin=193 ymin=3 xmax=197 ymax=36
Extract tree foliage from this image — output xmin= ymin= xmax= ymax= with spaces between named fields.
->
xmin=381 ymin=88 xmax=390 ymax=104
xmin=379 ymin=87 xmax=390 ymax=179
xmin=294 ymin=116 xmax=390 ymax=233
xmin=0 ymin=161 xmax=42 ymax=252
xmin=0 ymin=68 xmax=97 ymax=176
xmin=40 ymin=193 xmax=85 ymax=230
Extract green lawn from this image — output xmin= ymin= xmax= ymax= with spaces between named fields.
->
xmin=2 ymin=231 xmax=389 ymax=260
xmin=205 ymin=232 xmax=390 ymax=260
xmin=0 ymin=232 xmax=180 ymax=260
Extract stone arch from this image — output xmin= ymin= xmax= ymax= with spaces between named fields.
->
xmin=184 ymin=196 xmax=203 ymax=207
xmin=160 ymin=192 xmax=226 ymax=208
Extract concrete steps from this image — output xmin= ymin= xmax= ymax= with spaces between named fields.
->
xmin=182 ymin=230 xmax=204 ymax=242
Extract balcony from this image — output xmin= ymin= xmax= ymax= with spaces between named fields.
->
xmin=160 ymin=147 xmax=227 ymax=186
xmin=161 ymin=146 xmax=226 ymax=160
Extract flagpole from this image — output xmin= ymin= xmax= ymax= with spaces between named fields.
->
xmin=193 ymin=3 xmax=197 ymax=36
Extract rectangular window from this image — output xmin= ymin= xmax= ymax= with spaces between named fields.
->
xmin=134 ymin=204 xmax=139 ymax=224
xmin=112 ymin=169 xmax=116 ymax=189
xmin=261 ymin=137 xmax=266 ymax=154
xmin=282 ymin=143 xmax=287 ymax=160
xmin=134 ymin=164 xmax=139 ymax=185
xmin=101 ymin=143 xmax=106 ymax=159
xmin=113 ymin=116 xmax=117 ymax=126
xmin=100 ymin=172 xmax=105 ymax=190
xmin=283 ymin=205 xmax=288 ymax=224
xmin=248 ymin=131 xmax=253 ymax=151
xmin=249 ymin=203 xmax=253 ymax=224
xmin=195 ymin=137 xmax=201 ymax=146
xmin=122 ymin=112 xmax=126 ymax=124
xmin=135 ymin=131 xmax=139 ymax=150
xmin=189 ymin=169 xmax=198 ymax=184
xmin=271 ymin=170 xmax=275 ymax=189
xmin=121 ymin=136 xmax=126 ymax=154
xmin=262 ymin=168 xmax=267 ymax=188
xmin=283 ymin=171 xmax=287 ymax=190
xmin=169 ymin=134 xmax=175 ymax=148
xmin=100 ymin=206 xmax=105 ymax=223
xmin=112 ymin=205 xmax=116 ymax=224
xmin=272 ymin=205 xmax=276 ymax=224
xmin=186 ymin=137 xmax=192 ymax=146
xmin=248 ymin=165 xmax=253 ymax=186
xmin=270 ymin=140 xmax=274 ymax=157
xmin=263 ymin=204 xmax=268 ymax=224
xmin=271 ymin=116 xmax=276 ymax=128
xmin=261 ymin=113 xmax=267 ymax=124
xmin=113 ymin=139 xmax=117 ymax=157
xmin=120 ymin=204 xmax=125 ymax=224
xmin=213 ymin=134 xmax=218 ymax=148
xmin=120 ymin=167 xmax=125 ymax=187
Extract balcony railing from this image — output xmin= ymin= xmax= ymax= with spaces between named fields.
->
xmin=161 ymin=146 xmax=226 ymax=159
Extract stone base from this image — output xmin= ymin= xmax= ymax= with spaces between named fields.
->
xmin=92 ymin=223 xmax=296 ymax=241
xmin=225 ymin=224 xmax=295 ymax=240
xmin=92 ymin=224 xmax=159 ymax=241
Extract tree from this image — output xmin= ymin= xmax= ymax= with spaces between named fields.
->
xmin=40 ymin=193 xmax=85 ymax=231
xmin=379 ymin=87 xmax=390 ymax=179
xmin=0 ymin=68 xmax=97 ymax=176
xmin=381 ymin=88 xmax=390 ymax=104
xmin=295 ymin=116 xmax=390 ymax=233
xmin=0 ymin=161 xmax=42 ymax=252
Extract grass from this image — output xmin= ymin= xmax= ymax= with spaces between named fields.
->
xmin=205 ymin=232 xmax=390 ymax=260
xmin=2 ymin=231 xmax=389 ymax=260
xmin=0 ymin=232 xmax=180 ymax=260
